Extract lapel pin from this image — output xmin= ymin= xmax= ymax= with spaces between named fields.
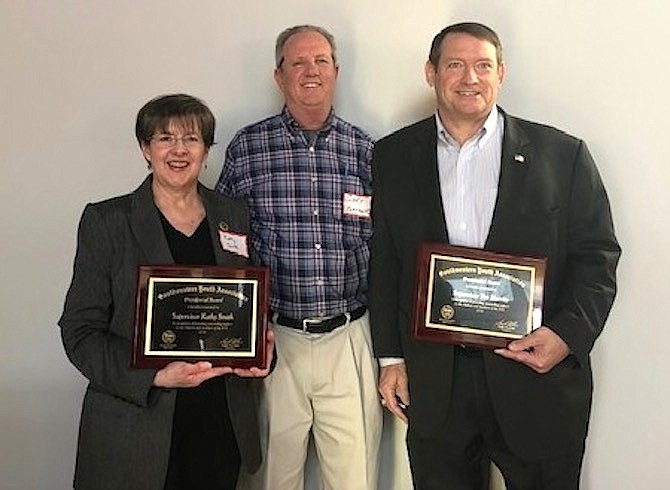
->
xmin=514 ymin=154 xmax=525 ymax=164
xmin=218 ymin=221 xmax=229 ymax=232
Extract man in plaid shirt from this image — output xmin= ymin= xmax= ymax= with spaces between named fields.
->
xmin=216 ymin=25 xmax=381 ymax=490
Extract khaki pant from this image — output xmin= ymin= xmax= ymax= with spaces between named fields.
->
xmin=243 ymin=313 xmax=382 ymax=490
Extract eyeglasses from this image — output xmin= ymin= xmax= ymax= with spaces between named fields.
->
xmin=150 ymin=133 xmax=204 ymax=149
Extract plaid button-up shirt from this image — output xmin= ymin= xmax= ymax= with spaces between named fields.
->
xmin=216 ymin=107 xmax=373 ymax=319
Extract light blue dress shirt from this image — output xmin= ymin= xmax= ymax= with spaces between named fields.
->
xmin=436 ymin=106 xmax=504 ymax=248
xmin=379 ymin=107 xmax=504 ymax=367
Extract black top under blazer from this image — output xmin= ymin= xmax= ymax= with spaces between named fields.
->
xmin=369 ymin=109 xmax=621 ymax=459
xmin=59 ymin=176 xmax=261 ymax=490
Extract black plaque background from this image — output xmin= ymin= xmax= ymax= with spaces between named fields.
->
xmin=132 ymin=265 xmax=269 ymax=369
xmin=412 ymin=243 xmax=546 ymax=349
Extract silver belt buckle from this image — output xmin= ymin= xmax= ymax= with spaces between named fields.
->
xmin=302 ymin=317 xmax=323 ymax=332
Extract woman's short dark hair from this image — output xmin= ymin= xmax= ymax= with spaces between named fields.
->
xmin=135 ymin=94 xmax=216 ymax=148
xmin=428 ymin=22 xmax=503 ymax=67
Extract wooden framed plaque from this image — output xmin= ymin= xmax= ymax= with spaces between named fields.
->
xmin=412 ymin=243 xmax=546 ymax=349
xmin=131 ymin=265 xmax=269 ymax=369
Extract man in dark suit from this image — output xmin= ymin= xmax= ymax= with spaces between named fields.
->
xmin=369 ymin=23 xmax=620 ymax=489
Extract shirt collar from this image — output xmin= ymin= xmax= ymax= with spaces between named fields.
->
xmin=435 ymin=105 xmax=500 ymax=149
xmin=280 ymin=106 xmax=335 ymax=136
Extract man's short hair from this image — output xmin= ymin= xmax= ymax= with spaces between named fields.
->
xmin=275 ymin=24 xmax=337 ymax=68
xmin=428 ymin=22 xmax=503 ymax=66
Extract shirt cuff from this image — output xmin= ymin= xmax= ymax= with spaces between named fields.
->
xmin=378 ymin=357 xmax=405 ymax=367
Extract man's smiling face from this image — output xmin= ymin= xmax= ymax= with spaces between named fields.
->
xmin=274 ymin=30 xmax=339 ymax=118
xmin=425 ymin=32 xmax=505 ymax=127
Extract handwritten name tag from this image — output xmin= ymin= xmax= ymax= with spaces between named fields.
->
xmin=343 ymin=192 xmax=372 ymax=219
xmin=218 ymin=230 xmax=249 ymax=258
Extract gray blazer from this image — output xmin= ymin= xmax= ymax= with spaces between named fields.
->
xmin=59 ymin=176 xmax=261 ymax=490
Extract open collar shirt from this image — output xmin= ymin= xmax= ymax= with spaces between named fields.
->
xmin=216 ymin=106 xmax=374 ymax=319
xmin=380 ymin=107 xmax=504 ymax=367
xmin=436 ymin=106 xmax=504 ymax=248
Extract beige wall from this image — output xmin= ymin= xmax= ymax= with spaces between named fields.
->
xmin=2 ymin=1 xmax=669 ymax=488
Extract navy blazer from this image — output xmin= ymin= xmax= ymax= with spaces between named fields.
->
xmin=369 ymin=109 xmax=620 ymax=458
xmin=59 ymin=175 xmax=261 ymax=489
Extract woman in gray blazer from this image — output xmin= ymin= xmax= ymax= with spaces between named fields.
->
xmin=59 ymin=94 xmax=273 ymax=490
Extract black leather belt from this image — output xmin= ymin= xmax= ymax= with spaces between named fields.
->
xmin=273 ymin=306 xmax=367 ymax=334
xmin=454 ymin=344 xmax=484 ymax=358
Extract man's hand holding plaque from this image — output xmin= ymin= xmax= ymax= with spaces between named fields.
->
xmin=494 ymin=326 xmax=570 ymax=373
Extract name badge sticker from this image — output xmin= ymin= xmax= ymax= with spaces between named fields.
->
xmin=218 ymin=229 xmax=249 ymax=258
xmin=343 ymin=192 xmax=372 ymax=219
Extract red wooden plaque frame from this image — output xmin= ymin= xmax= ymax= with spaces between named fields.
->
xmin=412 ymin=243 xmax=546 ymax=349
xmin=132 ymin=264 xmax=269 ymax=369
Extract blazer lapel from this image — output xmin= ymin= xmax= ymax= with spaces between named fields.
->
xmin=201 ymin=185 xmax=250 ymax=266
xmin=486 ymin=112 xmax=533 ymax=249
xmin=410 ymin=117 xmax=449 ymax=243
xmin=129 ymin=175 xmax=174 ymax=264
xmin=201 ymin=186 xmax=229 ymax=266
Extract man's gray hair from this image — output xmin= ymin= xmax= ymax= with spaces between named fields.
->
xmin=275 ymin=24 xmax=337 ymax=68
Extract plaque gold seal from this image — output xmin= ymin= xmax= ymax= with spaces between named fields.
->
xmin=160 ymin=329 xmax=177 ymax=349
xmin=161 ymin=330 xmax=176 ymax=344
xmin=439 ymin=304 xmax=455 ymax=322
